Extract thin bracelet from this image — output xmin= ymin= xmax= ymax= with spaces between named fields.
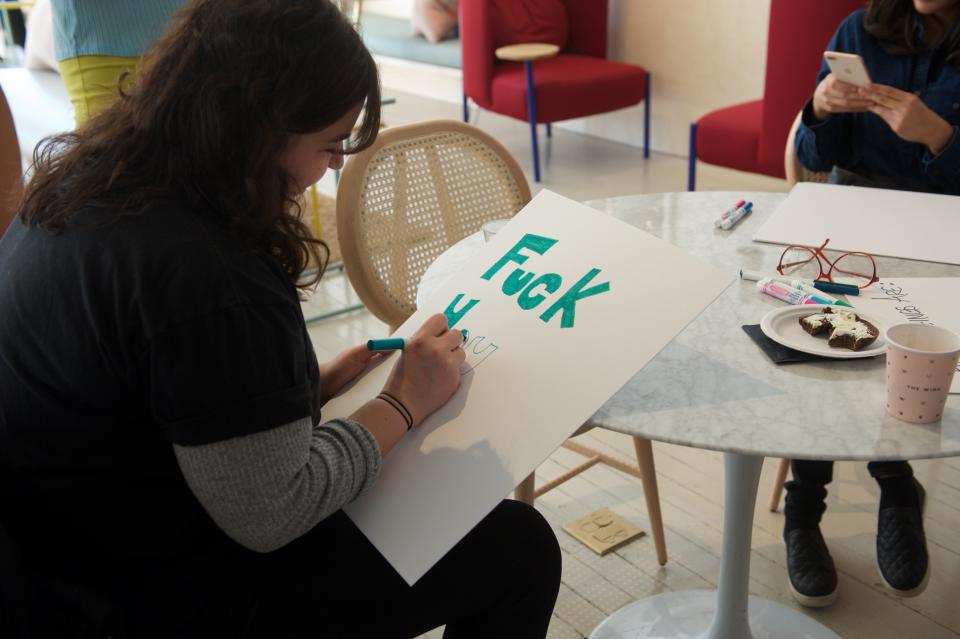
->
xmin=379 ymin=391 xmax=413 ymax=429
xmin=377 ymin=392 xmax=413 ymax=431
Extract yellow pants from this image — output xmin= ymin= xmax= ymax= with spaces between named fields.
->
xmin=58 ymin=55 xmax=141 ymax=127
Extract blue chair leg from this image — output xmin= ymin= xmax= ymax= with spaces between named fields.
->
xmin=546 ymin=123 xmax=552 ymax=138
xmin=687 ymin=122 xmax=697 ymax=191
xmin=462 ymin=93 xmax=469 ymax=123
xmin=523 ymin=60 xmax=541 ymax=182
xmin=643 ymin=71 xmax=651 ymax=159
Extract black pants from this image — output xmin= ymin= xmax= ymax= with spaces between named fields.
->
xmin=784 ymin=460 xmax=913 ymax=529
xmin=9 ymin=500 xmax=560 ymax=639
xmin=240 ymin=499 xmax=561 ymax=638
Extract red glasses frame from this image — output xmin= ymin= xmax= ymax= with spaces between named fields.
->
xmin=777 ymin=238 xmax=879 ymax=289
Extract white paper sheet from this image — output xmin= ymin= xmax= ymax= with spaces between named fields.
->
xmin=854 ymin=278 xmax=960 ymax=393
xmin=323 ymin=190 xmax=733 ymax=584
xmin=752 ymin=183 xmax=960 ymax=266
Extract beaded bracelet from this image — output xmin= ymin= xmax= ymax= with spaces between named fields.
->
xmin=377 ymin=391 xmax=413 ymax=431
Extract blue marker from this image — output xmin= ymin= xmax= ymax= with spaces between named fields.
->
xmin=813 ymin=280 xmax=860 ymax=296
xmin=366 ymin=329 xmax=469 ymax=352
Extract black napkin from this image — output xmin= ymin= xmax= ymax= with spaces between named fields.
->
xmin=741 ymin=324 xmax=831 ymax=364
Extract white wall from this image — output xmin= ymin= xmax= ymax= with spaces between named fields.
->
xmin=559 ymin=0 xmax=771 ymax=156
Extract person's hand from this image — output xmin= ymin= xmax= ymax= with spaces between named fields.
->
xmin=381 ymin=313 xmax=465 ymax=428
xmin=811 ymin=73 xmax=875 ymax=121
xmin=319 ymin=344 xmax=378 ymax=405
xmin=859 ymin=83 xmax=955 ymax=155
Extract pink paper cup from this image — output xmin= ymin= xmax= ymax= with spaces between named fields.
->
xmin=884 ymin=323 xmax=960 ymax=424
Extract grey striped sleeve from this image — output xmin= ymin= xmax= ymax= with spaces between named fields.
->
xmin=173 ymin=416 xmax=381 ymax=553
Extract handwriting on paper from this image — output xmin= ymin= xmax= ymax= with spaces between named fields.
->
xmin=869 ymin=282 xmax=935 ymax=325
xmin=461 ymin=334 xmax=498 ymax=375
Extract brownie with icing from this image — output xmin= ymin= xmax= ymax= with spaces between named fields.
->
xmin=799 ymin=307 xmax=879 ymax=351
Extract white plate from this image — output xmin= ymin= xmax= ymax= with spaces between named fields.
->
xmin=759 ymin=304 xmax=887 ymax=359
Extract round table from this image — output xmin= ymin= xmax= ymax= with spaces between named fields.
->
xmin=417 ymin=191 xmax=960 ymax=639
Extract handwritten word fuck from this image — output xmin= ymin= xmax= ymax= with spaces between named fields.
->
xmin=443 ymin=233 xmax=610 ymax=329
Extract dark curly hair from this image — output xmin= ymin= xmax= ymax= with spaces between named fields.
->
xmin=18 ymin=0 xmax=381 ymax=289
xmin=864 ymin=0 xmax=960 ymax=68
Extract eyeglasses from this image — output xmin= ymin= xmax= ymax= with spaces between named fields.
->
xmin=776 ymin=238 xmax=878 ymax=289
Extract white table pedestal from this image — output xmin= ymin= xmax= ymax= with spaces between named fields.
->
xmin=590 ymin=453 xmax=840 ymax=639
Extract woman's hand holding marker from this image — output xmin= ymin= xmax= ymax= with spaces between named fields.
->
xmin=380 ymin=314 xmax=466 ymax=429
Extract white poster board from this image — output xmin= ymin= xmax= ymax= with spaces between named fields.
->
xmin=323 ymin=190 xmax=733 ymax=584
xmin=752 ymin=183 xmax=960 ymax=266
xmin=854 ymin=278 xmax=960 ymax=393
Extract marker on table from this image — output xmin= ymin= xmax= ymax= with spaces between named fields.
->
xmin=757 ymin=278 xmax=852 ymax=307
xmin=811 ymin=280 xmax=860 ymax=296
xmin=739 ymin=269 xmax=860 ymax=298
xmin=367 ymin=329 xmax=470 ymax=352
xmin=781 ymin=279 xmax=854 ymax=308
xmin=713 ymin=199 xmax=746 ymax=227
xmin=719 ymin=202 xmax=753 ymax=230
xmin=739 ymin=268 xmax=773 ymax=282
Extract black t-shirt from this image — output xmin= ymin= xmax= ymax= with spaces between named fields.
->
xmin=0 ymin=203 xmax=321 ymax=603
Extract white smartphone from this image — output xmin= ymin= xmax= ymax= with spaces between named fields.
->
xmin=823 ymin=51 xmax=872 ymax=87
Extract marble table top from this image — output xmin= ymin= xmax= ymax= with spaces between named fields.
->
xmin=418 ymin=191 xmax=960 ymax=462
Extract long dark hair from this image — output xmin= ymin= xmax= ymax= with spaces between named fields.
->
xmin=864 ymin=0 xmax=960 ymax=67
xmin=19 ymin=0 xmax=381 ymax=289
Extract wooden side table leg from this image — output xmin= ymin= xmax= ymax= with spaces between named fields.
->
xmin=514 ymin=472 xmax=535 ymax=505
xmin=633 ymin=436 xmax=667 ymax=566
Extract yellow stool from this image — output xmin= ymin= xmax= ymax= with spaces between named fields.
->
xmin=58 ymin=55 xmax=140 ymax=127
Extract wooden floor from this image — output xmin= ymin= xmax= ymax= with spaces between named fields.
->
xmin=305 ymin=80 xmax=960 ymax=639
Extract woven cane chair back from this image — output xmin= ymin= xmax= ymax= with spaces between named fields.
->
xmin=784 ymin=110 xmax=830 ymax=187
xmin=336 ymin=120 xmax=531 ymax=329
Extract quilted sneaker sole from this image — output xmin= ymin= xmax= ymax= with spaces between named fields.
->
xmin=788 ymin=579 xmax=838 ymax=608
xmin=878 ymin=561 xmax=929 ymax=598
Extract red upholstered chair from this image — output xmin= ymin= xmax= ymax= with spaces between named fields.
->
xmin=687 ymin=0 xmax=866 ymax=190
xmin=460 ymin=0 xmax=650 ymax=182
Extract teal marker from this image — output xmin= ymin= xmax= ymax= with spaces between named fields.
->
xmin=366 ymin=329 xmax=469 ymax=352
xmin=770 ymin=277 xmax=854 ymax=308
xmin=813 ymin=280 xmax=860 ymax=296
xmin=366 ymin=337 xmax=405 ymax=351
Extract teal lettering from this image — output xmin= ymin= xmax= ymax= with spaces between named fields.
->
xmin=517 ymin=273 xmax=562 ymax=310
xmin=481 ymin=234 xmax=558 ymax=281
xmin=502 ymin=269 xmax=535 ymax=296
xmin=539 ymin=268 xmax=610 ymax=328
xmin=443 ymin=293 xmax=479 ymax=328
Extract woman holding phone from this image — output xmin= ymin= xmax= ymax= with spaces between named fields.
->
xmin=0 ymin=1 xmax=561 ymax=636
xmin=796 ymin=0 xmax=960 ymax=195
xmin=787 ymin=0 xmax=959 ymax=610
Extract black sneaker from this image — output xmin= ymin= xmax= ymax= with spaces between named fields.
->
xmin=877 ymin=480 xmax=929 ymax=596
xmin=785 ymin=526 xmax=838 ymax=607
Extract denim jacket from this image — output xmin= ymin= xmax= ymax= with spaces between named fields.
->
xmin=796 ymin=9 xmax=960 ymax=195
